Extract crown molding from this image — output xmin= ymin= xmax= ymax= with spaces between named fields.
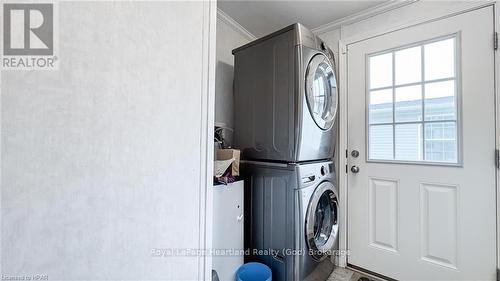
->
xmin=312 ymin=0 xmax=420 ymax=34
xmin=217 ymin=8 xmax=257 ymax=41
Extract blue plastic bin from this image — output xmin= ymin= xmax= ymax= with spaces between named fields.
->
xmin=236 ymin=262 xmax=272 ymax=281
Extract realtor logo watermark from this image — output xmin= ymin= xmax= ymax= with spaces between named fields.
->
xmin=2 ymin=2 xmax=58 ymax=70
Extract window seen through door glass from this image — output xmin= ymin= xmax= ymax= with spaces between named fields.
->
xmin=369 ymin=89 xmax=393 ymax=124
xmin=369 ymin=125 xmax=393 ymax=160
xmin=368 ymin=36 xmax=459 ymax=163
xmin=395 ymin=85 xmax=422 ymax=122
xmin=424 ymin=80 xmax=456 ymax=121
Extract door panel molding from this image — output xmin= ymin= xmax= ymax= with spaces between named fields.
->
xmin=420 ymin=183 xmax=459 ymax=270
xmin=368 ymin=177 xmax=399 ymax=253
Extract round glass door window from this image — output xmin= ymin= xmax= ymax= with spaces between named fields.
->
xmin=305 ymin=54 xmax=338 ymax=130
xmin=306 ymin=182 xmax=339 ymax=261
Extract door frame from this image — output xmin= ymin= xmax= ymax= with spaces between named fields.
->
xmin=200 ymin=0 xmax=217 ymax=280
xmin=336 ymin=1 xmax=499 ymax=272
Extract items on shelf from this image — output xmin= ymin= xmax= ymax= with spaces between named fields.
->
xmin=214 ymin=149 xmax=240 ymax=185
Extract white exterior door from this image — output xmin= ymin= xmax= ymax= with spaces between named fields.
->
xmin=347 ymin=7 xmax=497 ymax=280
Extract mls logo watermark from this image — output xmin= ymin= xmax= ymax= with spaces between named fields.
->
xmin=2 ymin=2 xmax=59 ymax=70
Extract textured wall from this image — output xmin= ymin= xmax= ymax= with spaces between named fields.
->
xmin=1 ymin=2 xmax=207 ymax=280
xmin=215 ymin=16 xmax=251 ymax=132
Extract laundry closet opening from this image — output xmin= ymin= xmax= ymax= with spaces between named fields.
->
xmin=210 ymin=2 xmax=500 ymax=281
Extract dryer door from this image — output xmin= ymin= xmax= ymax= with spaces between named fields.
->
xmin=305 ymin=54 xmax=338 ymax=130
xmin=306 ymin=181 xmax=339 ymax=261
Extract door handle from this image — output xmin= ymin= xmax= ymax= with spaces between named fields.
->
xmin=351 ymin=166 xmax=360 ymax=173
xmin=301 ymin=175 xmax=316 ymax=184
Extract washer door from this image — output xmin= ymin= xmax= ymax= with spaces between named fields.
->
xmin=306 ymin=181 xmax=339 ymax=261
xmin=305 ymin=54 xmax=338 ymax=130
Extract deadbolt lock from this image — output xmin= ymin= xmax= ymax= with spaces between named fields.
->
xmin=351 ymin=150 xmax=360 ymax=158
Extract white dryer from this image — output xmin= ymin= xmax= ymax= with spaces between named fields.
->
xmin=233 ymin=23 xmax=338 ymax=162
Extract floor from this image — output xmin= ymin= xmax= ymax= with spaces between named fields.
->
xmin=327 ymin=267 xmax=379 ymax=281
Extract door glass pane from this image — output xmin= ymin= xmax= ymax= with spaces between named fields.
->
xmin=369 ymin=89 xmax=393 ymax=124
xmin=367 ymin=36 xmax=459 ymax=164
xmin=395 ymin=46 xmax=421 ymax=85
xmin=424 ymin=80 xmax=456 ymax=121
xmin=369 ymin=53 xmax=392 ymax=89
xmin=424 ymin=38 xmax=455 ymax=80
xmin=395 ymin=123 xmax=422 ymax=161
xmin=424 ymin=122 xmax=457 ymax=162
xmin=314 ymin=191 xmax=336 ymax=247
xmin=395 ymin=85 xmax=422 ymax=122
xmin=369 ymin=125 xmax=394 ymax=160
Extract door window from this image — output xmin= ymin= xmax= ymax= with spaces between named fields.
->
xmin=305 ymin=54 xmax=338 ymax=130
xmin=367 ymin=35 xmax=459 ymax=164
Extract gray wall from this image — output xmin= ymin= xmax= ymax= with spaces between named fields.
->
xmin=215 ymin=15 xmax=252 ymax=132
xmin=1 ymin=2 xmax=209 ymax=280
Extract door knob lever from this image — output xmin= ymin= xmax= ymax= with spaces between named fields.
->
xmin=351 ymin=166 xmax=360 ymax=173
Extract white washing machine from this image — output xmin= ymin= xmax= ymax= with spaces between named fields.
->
xmin=241 ymin=160 xmax=339 ymax=281
xmin=232 ymin=23 xmax=338 ymax=163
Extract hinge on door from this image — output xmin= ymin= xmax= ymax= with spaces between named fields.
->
xmin=496 ymin=268 xmax=500 ymax=281
xmin=341 ymin=45 xmax=347 ymax=55
xmin=494 ymin=32 xmax=498 ymax=51
xmin=346 ymin=149 xmax=348 ymax=158
xmin=345 ymin=165 xmax=348 ymax=174
xmin=496 ymin=149 xmax=500 ymax=168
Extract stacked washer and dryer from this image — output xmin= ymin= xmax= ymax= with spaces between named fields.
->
xmin=232 ymin=23 xmax=339 ymax=281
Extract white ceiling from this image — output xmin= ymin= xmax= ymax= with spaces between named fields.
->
xmin=218 ymin=0 xmax=387 ymax=38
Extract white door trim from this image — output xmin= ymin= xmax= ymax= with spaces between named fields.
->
xmin=337 ymin=2 xmax=499 ymax=271
xmin=200 ymin=0 xmax=217 ymax=280
xmin=494 ymin=1 xmax=500 ymax=276
xmin=337 ymin=42 xmax=349 ymax=268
